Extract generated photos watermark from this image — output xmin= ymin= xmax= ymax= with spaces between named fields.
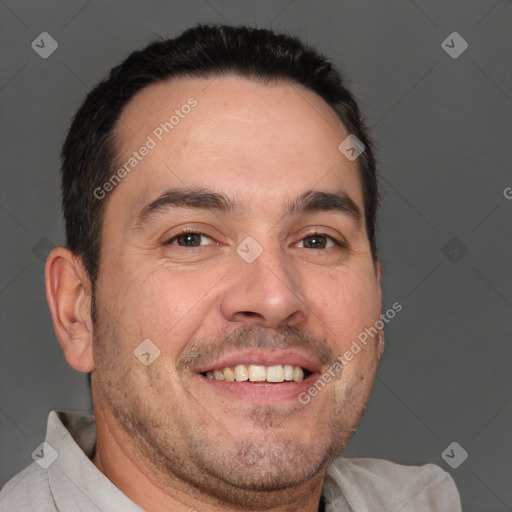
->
xmin=94 ymin=97 xmax=198 ymax=200
xmin=298 ymin=301 xmax=403 ymax=405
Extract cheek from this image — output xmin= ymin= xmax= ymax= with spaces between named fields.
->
xmin=105 ymin=264 xmax=222 ymax=354
xmin=316 ymin=267 xmax=381 ymax=338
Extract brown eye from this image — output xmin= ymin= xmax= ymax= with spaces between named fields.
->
xmin=298 ymin=234 xmax=340 ymax=249
xmin=166 ymin=232 xmax=214 ymax=247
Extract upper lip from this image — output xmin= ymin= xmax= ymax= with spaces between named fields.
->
xmin=194 ymin=349 xmax=324 ymax=375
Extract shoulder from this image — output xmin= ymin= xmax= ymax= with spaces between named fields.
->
xmin=0 ymin=462 xmax=56 ymax=511
xmin=325 ymin=457 xmax=462 ymax=511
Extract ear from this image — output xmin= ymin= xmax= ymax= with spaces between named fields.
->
xmin=375 ymin=259 xmax=385 ymax=359
xmin=375 ymin=258 xmax=383 ymax=291
xmin=378 ymin=328 xmax=385 ymax=360
xmin=45 ymin=247 xmax=95 ymax=372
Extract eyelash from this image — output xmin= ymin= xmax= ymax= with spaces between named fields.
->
xmin=164 ymin=229 xmax=346 ymax=250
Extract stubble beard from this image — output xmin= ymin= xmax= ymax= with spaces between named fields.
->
xmin=91 ymin=313 xmax=368 ymax=507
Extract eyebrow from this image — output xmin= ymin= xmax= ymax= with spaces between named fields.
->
xmin=133 ymin=187 xmax=362 ymax=230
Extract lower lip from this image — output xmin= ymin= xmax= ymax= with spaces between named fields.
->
xmin=195 ymin=374 xmax=319 ymax=404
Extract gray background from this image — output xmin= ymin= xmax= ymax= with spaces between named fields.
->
xmin=1 ymin=0 xmax=511 ymax=510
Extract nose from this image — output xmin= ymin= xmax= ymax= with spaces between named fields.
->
xmin=219 ymin=240 xmax=309 ymax=330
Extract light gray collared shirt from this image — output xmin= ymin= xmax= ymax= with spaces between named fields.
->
xmin=0 ymin=410 xmax=462 ymax=511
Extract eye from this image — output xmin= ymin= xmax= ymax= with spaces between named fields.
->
xmin=297 ymin=233 xmax=343 ymax=250
xmin=165 ymin=231 xmax=215 ymax=247
xmin=163 ymin=230 xmax=345 ymax=251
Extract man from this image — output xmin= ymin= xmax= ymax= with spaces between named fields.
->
xmin=0 ymin=24 xmax=461 ymax=511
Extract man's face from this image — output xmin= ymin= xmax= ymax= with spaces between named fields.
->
xmin=92 ymin=75 xmax=382 ymax=502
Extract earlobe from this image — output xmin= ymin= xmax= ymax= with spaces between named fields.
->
xmin=376 ymin=259 xmax=383 ymax=288
xmin=378 ymin=329 xmax=385 ymax=360
xmin=45 ymin=247 xmax=95 ymax=372
xmin=376 ymin=259 xmax=384 ymax=360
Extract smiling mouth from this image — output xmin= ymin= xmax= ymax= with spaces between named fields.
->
xmin=201 ymin=364 xmax=313 ymax=383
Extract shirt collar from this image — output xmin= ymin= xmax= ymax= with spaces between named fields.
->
xmin=45 ymin=410 xmax=145 ymax=512
xmin=45 ymin=410 xmax=350 ymax=512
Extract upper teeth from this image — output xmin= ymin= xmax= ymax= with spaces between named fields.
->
xmin=206 ymin=364 xmax=305 ymax=383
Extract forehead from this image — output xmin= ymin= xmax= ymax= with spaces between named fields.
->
xmin=109 ymin=75 xmax=364 ymax=225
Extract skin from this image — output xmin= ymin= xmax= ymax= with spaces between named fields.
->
xmin=46 ymin=75 xmax=384 ymax=512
